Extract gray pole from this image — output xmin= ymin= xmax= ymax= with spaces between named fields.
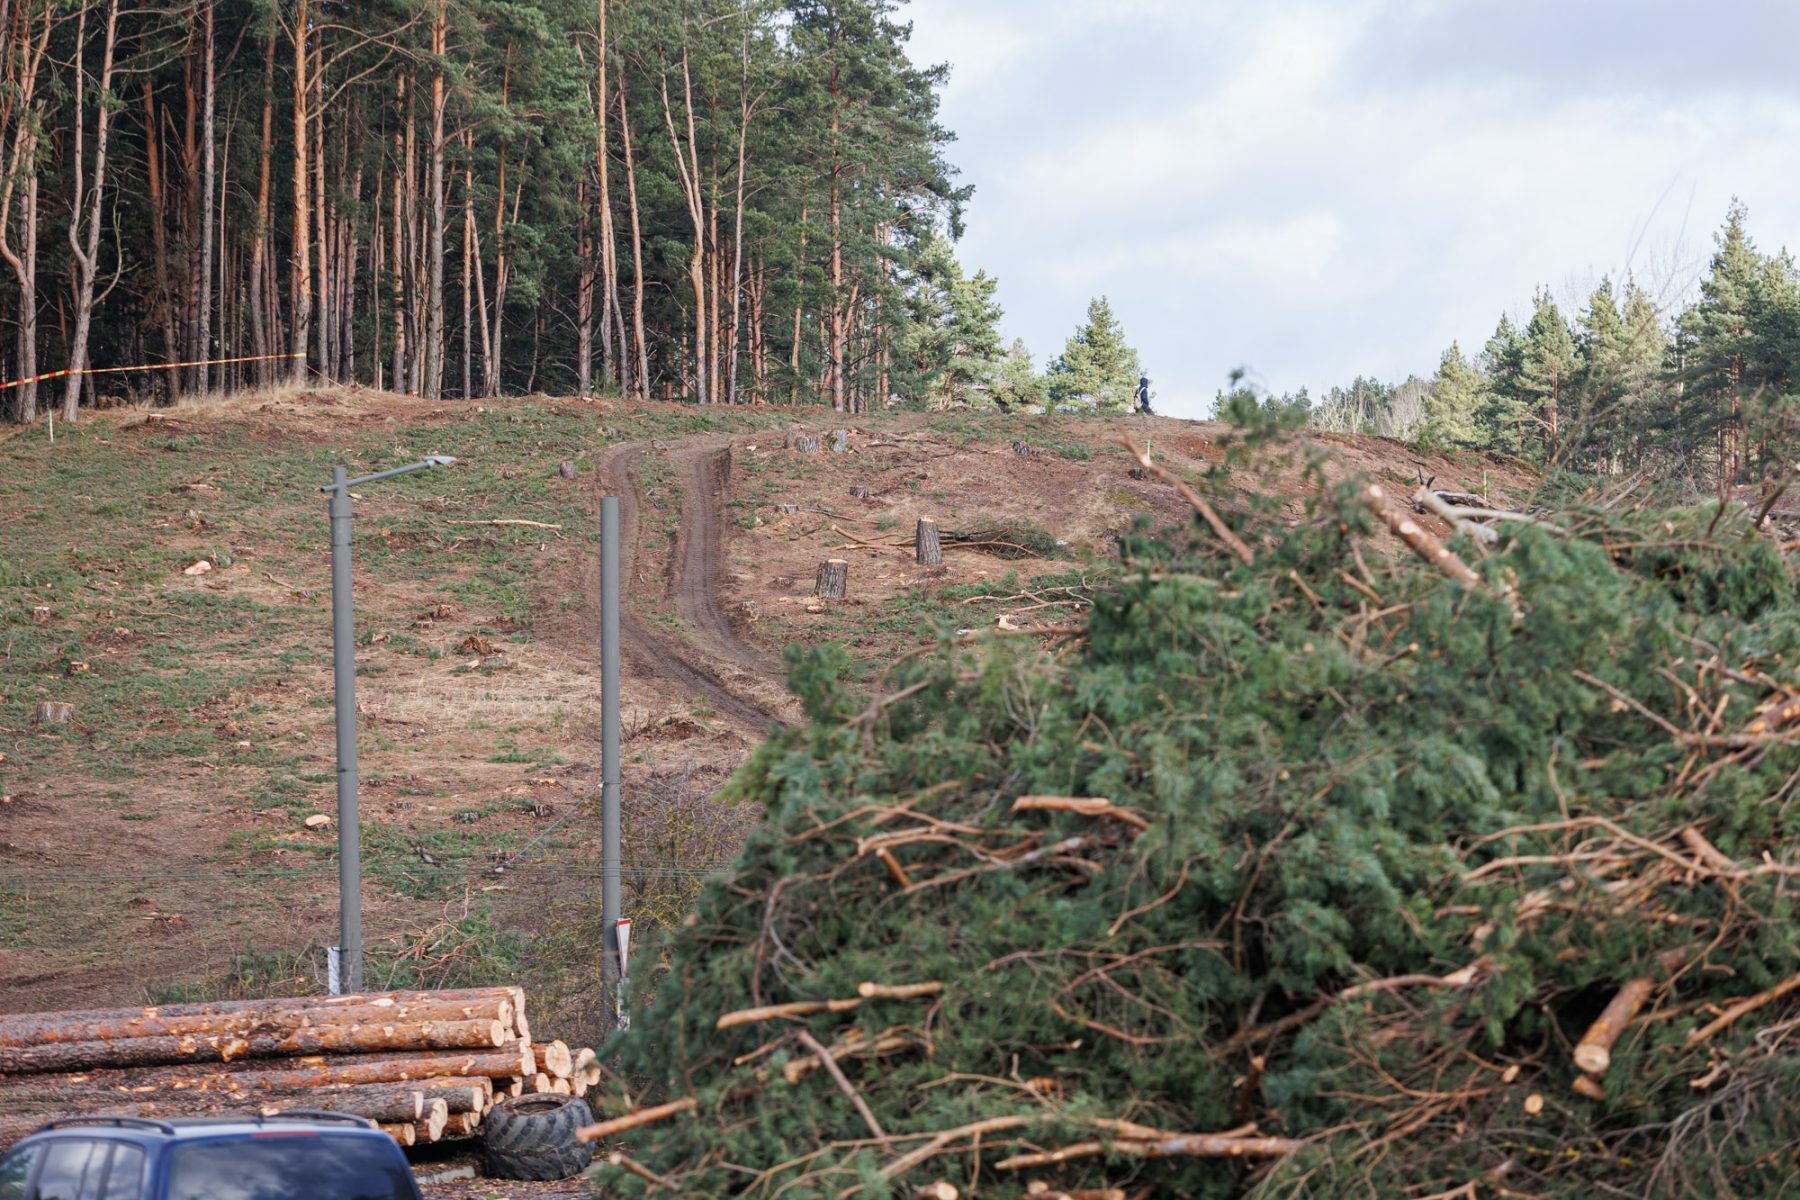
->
xmin=599 ymin=496 xmax=623 ymax=1022
xmin=328 ymin=466 xmax=363 ymax=994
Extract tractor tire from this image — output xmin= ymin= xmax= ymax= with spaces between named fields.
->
xmin=481 ymin=1093 xmax=593 ymax=1181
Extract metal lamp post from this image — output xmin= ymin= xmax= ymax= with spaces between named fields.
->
xmin=321 ymin=455 xmax=456 ymax=994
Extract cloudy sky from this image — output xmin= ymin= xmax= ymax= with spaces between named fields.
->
xmin=902 ymin=0 xmax=1800 ymax=420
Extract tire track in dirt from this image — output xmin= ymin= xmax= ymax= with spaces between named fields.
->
xmin=591 ymin=437 xmax=785 ymax=733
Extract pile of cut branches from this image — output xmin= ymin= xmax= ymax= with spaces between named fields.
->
xmin=595 ymin=424 xmax=1800 ymax=1198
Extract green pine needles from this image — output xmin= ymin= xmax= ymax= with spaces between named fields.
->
xmin=599 ymin=426 xmax=1800 ymax=1198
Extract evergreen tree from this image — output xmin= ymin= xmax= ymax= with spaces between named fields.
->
xmin=1421 ymin=342 xmax=1482 ymax=447
xmin=992 ymin=337 xmax=1046 ymax=411
xmin=1517 ymin=290 xmax=1578 ymax=462
xmin=897 ymin=229 xmax=1003 ymax=409
xmin=1045 ymin=296 xmax=1143 ymax=414
xmin=1679 ymin=201 xmax=1765 ymax=479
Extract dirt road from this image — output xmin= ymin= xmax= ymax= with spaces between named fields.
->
xmin=588 ymin=437 xmax=786 ymax=732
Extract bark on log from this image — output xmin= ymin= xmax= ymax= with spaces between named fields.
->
xmin=816 ymin=559 xmax=848 ymax=600
xmin=0 ymin=1018 xmax=509 ymax=1074
xmin=1573 ymin=977 xmax=1657 ymax=1075
xmin=0 ymin=1042 xmax=536 ymax=1096
xmin=0 ymin=990 xmax=519 ymax=1048
xmin=0 ymin=1081 xmax=432 ymax=1137
xmin=915 ymin=518 xmax=942 ymax=566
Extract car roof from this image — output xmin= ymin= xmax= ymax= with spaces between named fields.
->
xmin=24 ymin=1116 xmax=388 ymax=1144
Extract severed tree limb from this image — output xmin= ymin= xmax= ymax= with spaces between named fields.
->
xmin=857 ymin=981 xmax=944 ymax=1001
xmin=446 ymin=519 xmax=564 ymax=530
xmin=1679 ymin=826 xmax=1739 ymax=874
xmin=1686 ymin=970 xmax=1800 ymax=1047
xmin=717 ymin=998 xmax=863 ymax=1030
xmin=1360 ymin=484 xmax=1481 ymax=588
xmin=607 ymin=1150 xmax=678 ymax=1191
xmin=1120 ymin=437 xmax=1254 ymax=564
xmin=794 ymin=1029 xmax=887 ymax=1141
xmin=996 ymin=1131 xmax=1304 ymax=1170
xmin=574 ymin=1097 xmax=698 ymax=1143
xmin=1573 ymin=977 xmax=1657 ymax=1076
xmin=1012 ymin=795 xmax=1150 ymax=832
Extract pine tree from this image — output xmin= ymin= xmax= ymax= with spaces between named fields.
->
xmin=1046 ymin=296 xmax=1143 ymax=414
xmin=1421 ymin=342 xmax=1481 ymax=447
xmin=1517 ymin=290 xmax=1578 ymax=462
xmin=897 ymin=229 xmax=1003 ymax=409
xmin=992 ymin=337 xmax=1046 ymax=411
xmin=1680 ymin=201 xmax=1765 ymax=480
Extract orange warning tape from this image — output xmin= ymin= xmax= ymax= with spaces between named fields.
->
xmin=0 ymin=351 xmax=306 ymax=392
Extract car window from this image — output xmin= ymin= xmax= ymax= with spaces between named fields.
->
xmin=167 ymin=1135 xmax=417 ymax=1200
xmin=98 ymin=1145 xmax=144 ymax=1200
xmin=31 ymin=1142 xmax=104 ymax=1200
xmin=0 ymin=1146 xmax=43 ymax=1200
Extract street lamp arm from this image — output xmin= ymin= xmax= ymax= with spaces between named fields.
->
xmin=321 ymin=455 xmax=458 ymax=493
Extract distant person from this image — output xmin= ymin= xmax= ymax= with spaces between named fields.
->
xmin=1134 ymin=375 xmax=1153 ymax=416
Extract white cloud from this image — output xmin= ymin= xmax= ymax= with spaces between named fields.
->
xmin=904 ymin=0 xmax=1800 ymax=418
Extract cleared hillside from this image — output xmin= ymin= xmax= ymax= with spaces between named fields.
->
xmin=0 ymin=390 xmax=1531 ymax=1037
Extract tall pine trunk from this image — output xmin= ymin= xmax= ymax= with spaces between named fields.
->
xmin=617 ymin=68 xmax=648 ymax=401
xmin=289 ymin=0 xmax=311 ymax=384
xmin=190 ymin=0 xmax=215 ymax=393
xmin=422 ymin=0 xmax=447 ymax=400
xmin=248 ymin=28 xmax=274 ymax=386
xmin=62 ymin=0 xmax=121 ymax=422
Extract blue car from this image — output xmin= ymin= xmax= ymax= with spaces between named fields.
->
xmin=0 ymin=1114 xmax=422 ymax=1200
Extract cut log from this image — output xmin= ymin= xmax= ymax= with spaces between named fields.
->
xmin=378 ymin=1121 xmax=416 ymax=1147
xmin=0 ymin=1042 xmax=538 ymax=1096
xmin=915 ymin=519 xmax=942 ymax=566
xmin=816 ymin=559 xmax=848 ymax=600
xmin=1574 ymin=977 xmax=1656 ymax=1075
xmin=413 ymin=1099 xmax=449 ymax=1143
xmin=441 ymin=1111 xmax=482 ymax=1138
xmin=0 ymin=1018 xmax=510 ymax=1074
xmin=32 ymin=702 xmax=74 ymax=726
xmin=529 ymin=1072 xmax=553 ymax=1093
xmin=0 ymin=1080 xmax=430 ymax=1130
xmin=0 ymin=990 xmax=520 ymax=1049
xmin=539 ymin=1040 xmax=574 ymax=1079
xmin=550 ymin=1078 xmax=572 ymax=1094
xmin=414 ymin=1077 xmax=490 ymax=1114
xmin=500 ymin=1078 xmax=524 ymax=1097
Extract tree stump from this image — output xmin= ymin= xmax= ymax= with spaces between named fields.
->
xmin=849 ymin=485 xmax=871 ymax=501
xmin=1128 ymin=467 xmax=1147 ymax=481
xmin=816 ymin=559 xmax=849 ymax=600
xmin=1011 ymin=440 xmax=1035 ymax=457
xmin=774 ymin=503 xmax=800 ymax=515
xmin=831 ymin=429 xmax=849 ymax=453
xmin=915 ymin=519 xmax=942 ymax=566
xmin=792 ymin=434 xmax=821 ymax=453
xmin=33 ymin=702 xmax=74 ymax=726
xmin=557 ymin=461 xmax=577 ymax=481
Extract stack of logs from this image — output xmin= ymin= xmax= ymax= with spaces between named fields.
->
xmin=0 ymin=988 xmax=599 ymax=1151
